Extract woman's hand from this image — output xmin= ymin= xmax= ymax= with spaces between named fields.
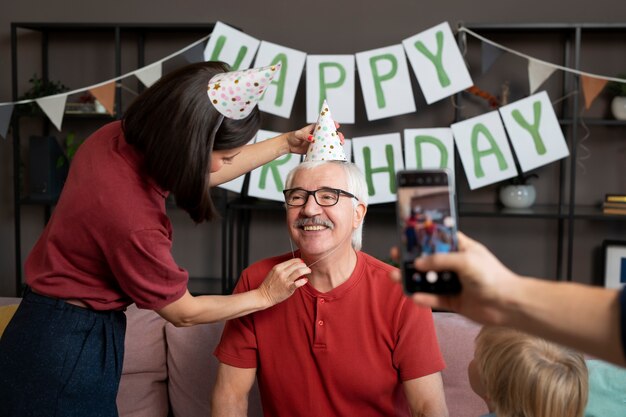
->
xmin=287 ymin=122 xmax=345 ymax=154
xmin=257 ymin=258 xmax=311 ymax=307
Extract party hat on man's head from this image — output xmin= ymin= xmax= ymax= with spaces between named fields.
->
xmin=207 ymin=63 xmax=281 ymax=120
xmin=304 ymin=100 xmax=346 ymax=162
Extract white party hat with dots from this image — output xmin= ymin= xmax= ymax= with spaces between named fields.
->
xmin=207 ymin=63 xmax=281 ymax=120
xmin=304 ymin=100 xmax=346 ymax=161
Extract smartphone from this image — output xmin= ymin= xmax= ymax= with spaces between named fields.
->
xmin=396 ymin=169 xmax=462 ymax=294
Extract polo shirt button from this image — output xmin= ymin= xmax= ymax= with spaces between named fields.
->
xmin=318 ymin=320 xmax=324 ymax=326
xmin=320 ymin=299 xmax=325 ymax=304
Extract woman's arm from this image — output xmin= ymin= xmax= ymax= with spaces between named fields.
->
xmin=156 ymin=257 xmax=310 ymax=325
xmin=209 ymin=125 xmax=313 ymax=186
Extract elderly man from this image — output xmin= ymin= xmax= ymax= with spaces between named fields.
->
xmin=212 ymin=160 xmax=448 ymax=417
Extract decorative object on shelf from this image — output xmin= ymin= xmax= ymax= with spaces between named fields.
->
xmin=607 ymin=74 xmax=626 ymax=120
xmin=18 ymin=74 xmax=69 ymax=114
xmin=602 ymin=240 xmax=626 ymax=289
xmin=611 ymin=97 xmax=626 ymax=120
xmin=64 ymin=92 xmax=108 ymax=114
xmin=499 ymin=173 xmax=538 ymax=209
xmin=602 ymin=194 xmax=626 ymax=216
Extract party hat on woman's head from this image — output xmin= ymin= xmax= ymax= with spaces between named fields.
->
xmin=304 ymin=100 xmax=346 ymax=161
xmin=207 ymin=63 xmax=281 ymax=120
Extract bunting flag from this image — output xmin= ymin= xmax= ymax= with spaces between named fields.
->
xmin=182 ymin=42 xmax=206 ymax=64
xmin=481 ymin=41 xmax=503 ymax=74
xmin=135 ymin=62 xmax=162 ymax=88
xmin=89 ymin=82 xmax=116 ymax=116
xmin=36 ymin=95 xmax=68 ymax=131
xmin=203 ymin=21 xmax=260 ymax=70
xmin=528 ymin=59 xmax=557 ymax=94
xmin=0 ymin=104 xmax=14 ymax=139
xmin=3 ymin=21 xmax=626 ymax=156
xmin=581 ymin=75 xmax=609 ymax=110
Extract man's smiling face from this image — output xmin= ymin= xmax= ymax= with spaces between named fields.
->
xmin=285 ymin=163 xmax=362 ymax=259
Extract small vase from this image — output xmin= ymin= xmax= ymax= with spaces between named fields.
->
xmin=611 ymin=96 xmax=626 ymax=120
xmin=499 ymin=184 xmax=536 ymax=209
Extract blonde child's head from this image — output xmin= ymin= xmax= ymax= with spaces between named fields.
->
xmin=469 ymin=326 xmax=588 ymax=417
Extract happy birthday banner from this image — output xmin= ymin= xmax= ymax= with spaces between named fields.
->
xmin=1 ymin=21 xmax=625 ymax=204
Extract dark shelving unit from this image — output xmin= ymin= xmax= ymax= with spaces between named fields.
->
xmin=223 ymin=22 xmax=626 ymax=289
xmin=10 ymin=23 xmax=216 ymax=296
xmin=455 ymin=22 xmax=626 ymax=282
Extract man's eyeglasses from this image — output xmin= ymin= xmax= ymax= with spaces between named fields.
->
xmin=283 ymin=187 xmax=358 ymax=207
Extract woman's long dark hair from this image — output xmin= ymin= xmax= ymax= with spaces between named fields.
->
xmin=123 ymin=62 xmax=261 ymax=223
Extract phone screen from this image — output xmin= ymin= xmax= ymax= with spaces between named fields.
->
xmin=396 ymin=169 xmax=461 ymax=294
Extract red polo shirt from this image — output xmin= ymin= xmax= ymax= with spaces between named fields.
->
xmin=215 ymin=251 xmax=445 ymax=417
xmin=25 ymin=121 xmax=188 ymax=311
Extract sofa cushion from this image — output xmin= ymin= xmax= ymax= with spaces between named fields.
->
xmin=117 ymin=304 xmax=169 ymax=417
xmin=585 ymin=359 xmax=626 ymax=416
xmin=433 ymin=312 xmax=488 ymax=417
xmin=165 ymin=321 xmax=263 ymax=417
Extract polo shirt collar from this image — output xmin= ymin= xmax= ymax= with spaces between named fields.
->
xmin=301 ymin=250 xmax=365 ymax=300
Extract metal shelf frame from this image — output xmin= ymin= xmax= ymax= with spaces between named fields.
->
xmin=10 ymin=22 xmax=216 ymax=296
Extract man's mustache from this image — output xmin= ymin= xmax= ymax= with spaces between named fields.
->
xmin=293 ymin=217 xmax=334 ymax=229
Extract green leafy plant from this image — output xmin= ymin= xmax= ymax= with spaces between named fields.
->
xmin=56 ymin=132 xmax=82 ymax=168
xmin=607 ymin=74 xmax=626 ymax=97
xmin=18 ymin=74 xmax=69 ymax=113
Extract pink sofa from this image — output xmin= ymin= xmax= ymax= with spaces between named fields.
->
xmin=0 ymin=298 xmax=487 ymax=416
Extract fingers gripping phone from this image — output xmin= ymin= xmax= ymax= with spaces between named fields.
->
xmin=396 ymin=169 xmax=462 ymax=294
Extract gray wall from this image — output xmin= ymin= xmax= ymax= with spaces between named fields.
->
xmin=1 ymin=0 xmax=626 ymax=296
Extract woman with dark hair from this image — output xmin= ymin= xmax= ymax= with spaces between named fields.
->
xmin=0 ymin=61 xmax=313 ymax=417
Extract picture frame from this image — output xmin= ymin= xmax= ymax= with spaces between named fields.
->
xmin=602 ymin=240 xmax=626 ymax=289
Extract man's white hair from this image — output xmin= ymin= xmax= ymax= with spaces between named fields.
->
xmin=284 ymin=160 xmax=368 ymax=251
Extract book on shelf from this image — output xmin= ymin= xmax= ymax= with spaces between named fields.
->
xmin=605 ymin=194 xmax=626 ymax=203
xmin=603 ymin=207 xmax=626 ymax=216
xmin=603 ymin=202 xmax=626 ymax=209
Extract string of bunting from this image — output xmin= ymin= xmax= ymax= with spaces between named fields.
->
xmin=0 ymin=34 xmax=211 ymax=137
xmin=1 ymin=21 xmax=625 ymax=140
xmin=2 ymin=21 xmax=625 ymax=204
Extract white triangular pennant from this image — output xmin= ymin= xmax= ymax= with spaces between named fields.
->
xmin=135 ymin=62 xmax=162 ymax=88
xmin=36 ymin=94 xmax=68 ymax=131
xmin=528 ymin=60 xmax=557 ymax=94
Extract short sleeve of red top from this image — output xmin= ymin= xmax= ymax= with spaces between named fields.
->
xmin=25 ymin=121 xmax=188 ymax=311
xmin=215 ymin=251 xmax=445 ymax=417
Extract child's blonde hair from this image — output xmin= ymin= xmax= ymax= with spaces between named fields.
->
xmin=475 ymin=326 xmax=588 ymax=417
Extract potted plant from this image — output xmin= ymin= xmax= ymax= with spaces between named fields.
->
xmin=18 ymin=74 xmax=69 ymax=114
xmin=607 ymin=74 xmax=626 ymax=120
xmin=499 ymin=173 xmax=538 ymax=209
xmin=56 ymin=131 xmax=82 ymax=168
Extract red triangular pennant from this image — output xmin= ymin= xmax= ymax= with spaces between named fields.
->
xmin=89 ymin=82 xmax=116 ymax=116
xmin=581 ymin=75 xmax=608 ymax=110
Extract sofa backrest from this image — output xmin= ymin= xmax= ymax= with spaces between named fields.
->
xmin=116 ymin=305 xmax=486 ymax=417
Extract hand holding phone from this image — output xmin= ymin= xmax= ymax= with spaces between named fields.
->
xmin=396 ymin=169 xmax=462 ymax=294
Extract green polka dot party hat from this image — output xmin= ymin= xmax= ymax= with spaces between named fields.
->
xmin=304 ymin=99 xmax=347 ymax=161
xmin=207 ymin=63 xmax=281 ymax=120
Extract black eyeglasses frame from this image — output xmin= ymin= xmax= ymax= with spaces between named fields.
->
xmin=282 ymin=187 xmax=358 ymax=207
